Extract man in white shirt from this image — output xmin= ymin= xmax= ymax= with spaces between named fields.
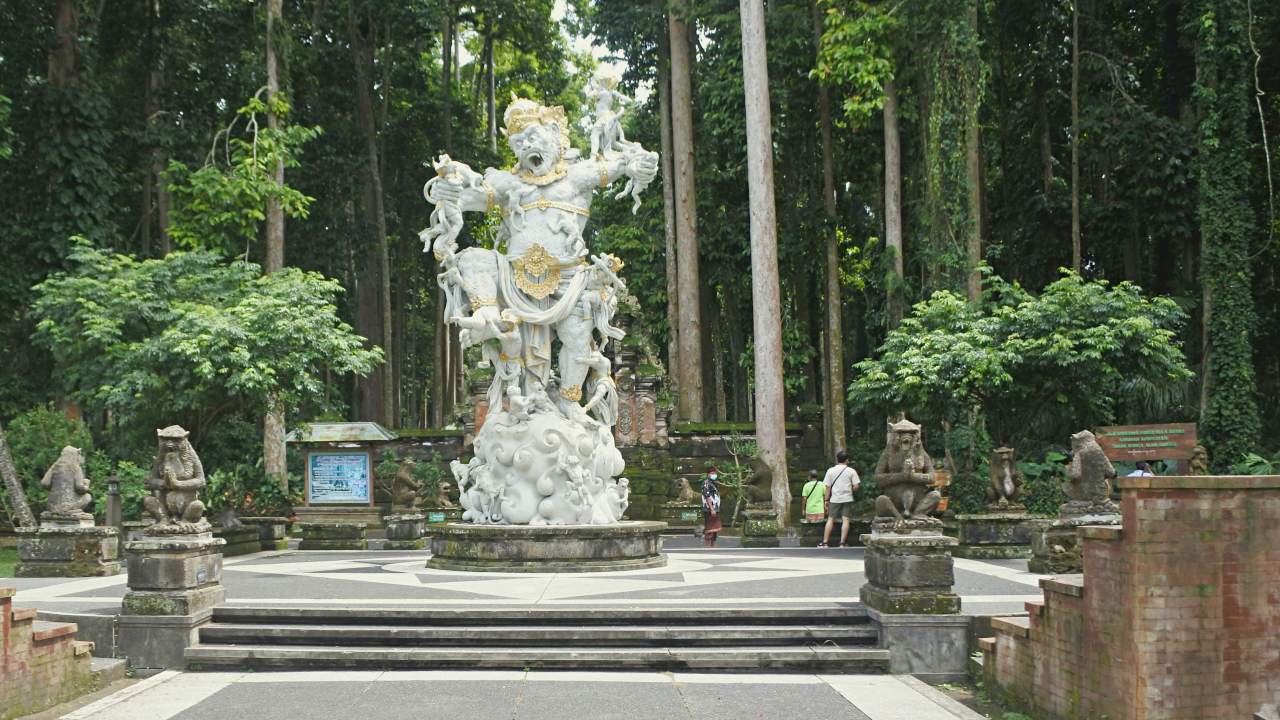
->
xmin=819 ymin=451 xmax=861 ymax=548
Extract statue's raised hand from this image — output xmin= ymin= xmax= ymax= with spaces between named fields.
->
xmin=627 ymin=150 xmax=658 ymax=187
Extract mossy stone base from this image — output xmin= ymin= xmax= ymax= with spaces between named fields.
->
xmin=123 ymin=584 xmax=225 ymax=616
xmin=213 ymin=527 xmax=260 ymax=556
xmin=861 ymin=532 xmax=961 ymax=615
xmin=123 ymin=534 xmax=225 ymax=617
xmin=658 ymin=503 xmax=702 ymax=532
xmin=297 ymin=522 xmax=368 ymax=550
xmin=16 ymin=526 xmax=122 ymax=577
xmin=240 ymin=516 xmax=289 ymax=551
xmin=953 ymin=512 xmax=1037 ymax=559
xmin=427 ymin=521 xmax=667 ymax=573
xmin=383 ymin=539 xmax=426 ymax=550
xmin=740 ymin=505 xmax=780 ymax=547
xmin=952 ymin=544 xmax=1033 ymax=559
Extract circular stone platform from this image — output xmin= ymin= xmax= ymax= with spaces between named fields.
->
xmin=426 ymin=521 xmax=667 ymax=572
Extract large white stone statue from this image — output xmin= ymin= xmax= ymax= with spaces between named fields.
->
xmin=422 ymin=78 xmax=658 ymax=526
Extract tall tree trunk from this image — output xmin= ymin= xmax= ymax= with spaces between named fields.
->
xmin=486 ymin=17 xmax=496 ymax=154
xmin=724 ymin=282 xmax=750 ymax=421
xmin=352 ymin=7 xmax=394 ymax=429
xmin=49 ymin=0 xmax=78 ymax=86
xmin=442 ymin=2 xmax=453 ymax=154
xmin=699 ymin=279 xmax=719 ymax=420
xmin=965 ymin=0 xmax=983 ymax=303
xmin=883 ymin=79 xmax=904 ymax=329
xmin=1071 ymin=0 xmax=1082 ymax=272
xmin=814 ymin=4 xmax=846 ymax=455
xmin=263 ymin=0 xmax=288 ymax=490
xmin=669 ymin=1 xmax=703 ymax=422
xmin=740 ymin=0 xmax=789 ymax=526
xmin=0 ymin=422 xmax=36 ymax=529
xmin=1035 ymin=75 xmax=1054 ymax=195
xmin=658 ymin=13 xmax=680 ymax=392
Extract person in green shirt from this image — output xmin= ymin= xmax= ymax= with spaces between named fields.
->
xmin=801 ymin=470 xmax=826 ymax=521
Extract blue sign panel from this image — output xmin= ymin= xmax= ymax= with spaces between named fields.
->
xmin=308 ymin=451 xmax=371 ymax=504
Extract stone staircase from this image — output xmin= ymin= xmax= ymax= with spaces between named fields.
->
xmin=185 ymin=605 xmax=889 ymax=672
xmin=1 ymin=587 xmax=126 ymax=720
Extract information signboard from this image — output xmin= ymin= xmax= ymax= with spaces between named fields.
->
xmin=1096 ymin=423 xmax=1198 ymax=461
xmin=307 ymin=451 xmax=372 ymax=504
xmin=427 ymin=511 xmax=446 ymax=523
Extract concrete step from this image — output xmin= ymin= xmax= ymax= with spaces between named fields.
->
xmin=210 ymin=605 xmax=871 ymax=627
xmin=91 ymin=656 xmax=128 ymax=684
xmin=184 ymin=643 xmax=892 ymax=672
xmin=198 ymin=622 xmax=880 ymax=647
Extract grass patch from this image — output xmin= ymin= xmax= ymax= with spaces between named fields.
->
xmin=0 ymin=547 xmax=17 ymax=578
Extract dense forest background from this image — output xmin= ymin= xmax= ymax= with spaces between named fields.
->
xmin=0 ymin=0 xmax=1277 ymax=512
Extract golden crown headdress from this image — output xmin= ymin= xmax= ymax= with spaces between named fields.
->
xmin=503 ymin=94 xmax=569 ymax=138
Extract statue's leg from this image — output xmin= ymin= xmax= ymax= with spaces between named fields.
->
xmin=181 ymin=499 xmax=205 ymax=524
xmin=915 ymin=490 xmax=942 ymax=517
xmin=77 ymin=492 xmax=92 ymax=512
xmin=143 ymin=494 xmax=167 ymax=522
xmin=875 ymin=494 xmax=902 ymax=523
xmin=555 ymin=311 xmax=593 ymax=403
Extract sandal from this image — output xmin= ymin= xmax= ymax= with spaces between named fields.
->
xmin=817 ymin=542 xmax=829 ymax=548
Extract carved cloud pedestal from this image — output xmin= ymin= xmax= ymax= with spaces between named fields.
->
xmin=119 ymin=533 xmax=225 ymax=668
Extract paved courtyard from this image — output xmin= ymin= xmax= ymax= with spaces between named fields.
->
xmin=63 ymin=669 xmax=985 ymax=720
xmin=8 ymin=537 xmax=1044 ymax=617
xmin=5 ymin=539 xmax=1046 ymax=719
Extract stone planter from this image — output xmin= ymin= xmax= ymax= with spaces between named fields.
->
xmin=239 ymin=516 xmax=289 ymax=551
xmin=15 ymin=525 xmax=122 ymax=577
xmin=296 ymin=522 xmax=368 ymax=551
xmin=383 ymin=513 xmax=426 ymax=550
xmin=427 ymin=521 xmax=667 ymax=572
xmin=740 ymin=504 xmax=780 ymax=548
xmin=953 ymin=511 xmax=1038 ymax=559
xmin=212 ymin=526 xmax=260 ymax=556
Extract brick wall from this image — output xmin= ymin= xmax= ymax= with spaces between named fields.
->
xmin=983 ymin=476 xmax=1280 ymax=720
xmin=0 ymin=586 xmax=96 ymax=720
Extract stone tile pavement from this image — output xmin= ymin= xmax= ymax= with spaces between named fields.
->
xmin=7 ymin=539 xmax=1046 ymax=617
xmin=61 ymin=670 xmax=986 ymax=720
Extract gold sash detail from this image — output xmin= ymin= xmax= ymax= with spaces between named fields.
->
xmin=511 ymin=244 xmax=585 ymax=300
xmin=519 ymin=198 xmax=590 ymax=218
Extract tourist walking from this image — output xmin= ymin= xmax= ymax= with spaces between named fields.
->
xmin=701 ymin=467 xmax=723 ymax=548
xmin=1126 ymin=461 xmax=1155 ymax=477
xmin=818 ymin=451 xmax=860 ymax=548
xmin=801 ymin=470 xmax=826 ymax=521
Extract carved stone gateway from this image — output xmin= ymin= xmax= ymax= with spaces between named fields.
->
xmin=15 ymin=447 xmax=121 ymax=578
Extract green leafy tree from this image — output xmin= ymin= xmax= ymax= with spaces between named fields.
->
xmin=850 ymin=271 xmax=1192 ymax=512
xmin=30 ymin=243 xmax=383 ymax=455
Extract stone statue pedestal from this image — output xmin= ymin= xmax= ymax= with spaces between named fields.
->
xmin=953 ymin=508 xmax=1037 ymax=559
xmin=119 ymin=533 xmax=225 ymax=669
xmin=212 ymin=525 xmax=260 ymax=556
xmin=239 ymin=516 xmax=289 ymax=551
xmin=427 ymin=521 xmax=667 ymax=572
xmin=1028 ymin=501 xmax=1120 ymax=574
xmin=420 ymin=504 xmax=463 ymax=526
xmin=383 ymin=513 xmax=426 ymax=550
xmin=296 ymin=522 xmax=369 ymax=551
xmin=15 ymin=521 xmax=121 ymax=577
xmin=658 ymin=502 xmax=703 ymax=534
xmin=740 ymin=504 xmax=780 ymax=548
xmin=859 ymin=518 xmax=968 ymax=682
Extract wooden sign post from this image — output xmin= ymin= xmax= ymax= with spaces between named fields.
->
xmin=1095 ymin=423 xmax=1198 ymax=473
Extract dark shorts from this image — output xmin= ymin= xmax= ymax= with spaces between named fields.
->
xmin=828 ymin=501 xmax=854 ymax=519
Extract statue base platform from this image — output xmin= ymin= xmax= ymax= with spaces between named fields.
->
xmin=1028 ymin=512 xmax=1120 ymax=574
xmin=860 ymin=525 xmax=960 ymax=615
xmin=120 ymin=533 xmax=225 ymax=668
xmin=953 ymin=512 xmax=1038 ymax=559
xmin=658 ymin=503 xmax=703 ymax=534
xmin=297 ymin=522 xmax=368 ymax=551
xmin=239 ymin=516 xmax=289 ymax=551
xmin=15 ymin=525 xmax=121 ymax=577
xmin=383 ymin=513 xmax=426 ymax=550
xmin=212 ymin=526 xmax=260 ymax=556
xmin=740 ymin=505 xmax=780 ymax=548
xmin=427 ymin=521 xmax=667 ymax=572
xmin=420 ymin=505 xmax=463 ymax=525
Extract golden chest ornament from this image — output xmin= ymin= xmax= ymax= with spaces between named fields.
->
xmin=513 ymin=244 xmax=562 ymax=300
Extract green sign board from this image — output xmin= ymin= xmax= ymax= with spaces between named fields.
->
xmin=680 ymin=510 xmax=700 ymax=522
xmin=427 ymin=511 xmax=447 ymax=523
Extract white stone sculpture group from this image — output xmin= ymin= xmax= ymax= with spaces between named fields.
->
xmin=422 ymin=71 xmax=658 ymax=526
